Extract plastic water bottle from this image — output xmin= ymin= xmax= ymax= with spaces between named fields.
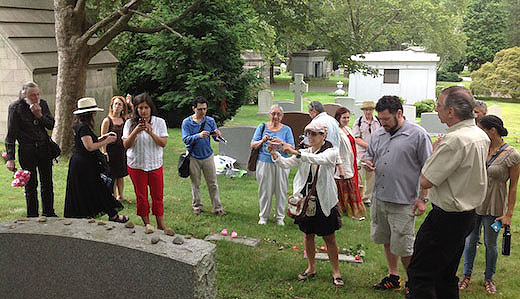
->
xmin=502 ymin=225 xmax=511 ymax=256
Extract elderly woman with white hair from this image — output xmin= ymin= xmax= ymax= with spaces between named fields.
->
xmin=268 ymin=122 xmax=344 ymax=287
xmin=250 ymin=104 xmax=294 ymax=225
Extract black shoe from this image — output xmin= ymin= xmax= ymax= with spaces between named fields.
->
xmin=42 ymin=213 xmax=59 ymax=217
xmin=373 ymin=274 xmax=401 ymax=290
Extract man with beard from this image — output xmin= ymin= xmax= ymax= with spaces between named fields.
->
xmin=363 ymin=95 xmax=432 ymax=295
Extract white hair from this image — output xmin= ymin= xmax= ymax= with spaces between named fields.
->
xmin=269 ymin=104 xmax=284 ymax=114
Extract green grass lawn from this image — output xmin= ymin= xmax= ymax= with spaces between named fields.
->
xmin=1 ymin=86 xmax=520 ymax=298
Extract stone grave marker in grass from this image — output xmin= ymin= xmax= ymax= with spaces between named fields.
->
xmin=0 ymin=218 xmax=216 ymax=299
xmin=257 ymin=89 xmax=273 ymax=115
xmin=323 ymin=103 xmax=343 ymax=117
xmin=287 ymin=73 xmax=309 ymax=112
xmin=218 ymin=126 xmax=257 ymax=169
xmin=420 ymin=112 xmax=448 ymax=135
xmin=204 ymin=233 xmax=260 ymax=247
xmin=281 ymin=112 xmax=312 ymax=147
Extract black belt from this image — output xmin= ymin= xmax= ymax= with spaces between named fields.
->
xmin=20 ymin=140 xmax=48 ymax=148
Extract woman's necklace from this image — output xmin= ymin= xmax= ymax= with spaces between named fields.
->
xmin=488 ymin=139 xmax=505 ymax=159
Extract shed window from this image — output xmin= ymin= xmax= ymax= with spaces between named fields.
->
xmin=383 ymin=69 xmax=399 ymax=84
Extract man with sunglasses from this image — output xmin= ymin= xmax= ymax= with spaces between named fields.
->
xmin=181 ymin=97 xmax=226 ymax=216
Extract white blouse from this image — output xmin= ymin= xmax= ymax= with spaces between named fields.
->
xmin=273 ymin=146 xmax=339 ymax=217
xmin=122 ymin=116 xmax=169 ymax=171
xmin=335 ymin=128 xmax=355 ymax=179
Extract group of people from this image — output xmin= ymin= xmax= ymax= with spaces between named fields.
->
xmin=249 ymin=87 xmax=519 ymax=298
xmin=5 ymin=83 xmax=224 ymax=232
xmin=5 ymin=82 xmax=519 ymax=298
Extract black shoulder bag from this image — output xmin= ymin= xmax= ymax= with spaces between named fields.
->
xmin=178 ymin=118 xmax=206 ymax=178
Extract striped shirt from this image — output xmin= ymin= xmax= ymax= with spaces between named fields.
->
xmin=123 ymin=116 xmax=168 ymax=171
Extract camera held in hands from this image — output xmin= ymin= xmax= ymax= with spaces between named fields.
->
xmin=210 ymin=131 xmax=227 ymax=144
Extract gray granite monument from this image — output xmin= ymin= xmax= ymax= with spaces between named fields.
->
xmin=420 ymin=112 xmax=448 ymax=135
xmin=218 ymin=126 xmax=257 ymax=169
xmin=257 ymin=89 xmax=273 ymax=115
xmin=0 ymin=218 xmax=216 ymax=299
xmin=288 ymin=73 xmax=308 ymax=112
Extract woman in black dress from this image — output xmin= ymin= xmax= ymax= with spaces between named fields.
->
xmin=64 ymin=97 xmax=129 ymax=222
xmin=101 ymin=96 xmax=129 ymax=202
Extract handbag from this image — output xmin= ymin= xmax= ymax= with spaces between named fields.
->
xmin=95 ymin=151 xmax=114 ymax=191
xmin=178 ymin=118 xmax=206 ymax=178
xmin=287 ymin=165 xmax=320 ymax=220
xmin=247 ymin=123 xmax=266 ymax=171
xmin=47 ymin=135 xmax=61 ymax=162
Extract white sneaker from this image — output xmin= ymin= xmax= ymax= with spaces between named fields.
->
xmin=258 ymin=218 xmax=267 ymax=225
xmin=276 ymin=219 xmax=285 ymax=226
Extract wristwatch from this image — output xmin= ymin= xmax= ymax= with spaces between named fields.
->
xmin=295 ymin=150 xmax=302 ymax=159
xmin=419 ymin=197 xmax=429 ymax=203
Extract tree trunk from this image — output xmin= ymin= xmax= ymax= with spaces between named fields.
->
xmin=53 ymin=1 xmax=89 ymax=154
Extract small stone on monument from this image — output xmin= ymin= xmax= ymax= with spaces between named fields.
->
xmin=87 ymin=219 xmax=96 ymax=224
xmin=97 ymin=221 xmax=106 ymax=226
xmin=151 ymin=236 xmax=161 ymax=244
xmin=164 ymin=227 xmax=176 ymax=236
xmin=37 ymin=216 xmax=47 ymax=222
xmin=64 ymin=220 xmax=72 ymax=226
xmin=125 ymin=221 xmax=135 ymax=229
xmin=172 ymin=235 xmax=185 ymax=245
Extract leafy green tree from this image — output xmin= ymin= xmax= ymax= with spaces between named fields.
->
xmin=118 ymin=0 xmax=263 ymax=126
xmin=470 ymin=47 xmax=520 ymax=99
xmin=504 ymin=0 xmax=520 ymax=47
xmin=463 ymin=0 xmax=508 ymax=70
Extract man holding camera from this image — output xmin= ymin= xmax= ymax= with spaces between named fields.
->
xmin=181 ymin=97 xmax=225 ymax=216
xmin=5 ymin=82 xmax=57 ymax=218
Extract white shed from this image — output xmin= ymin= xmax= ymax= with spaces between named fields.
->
xmin=347 ymin=49 xmax=439 ymax=104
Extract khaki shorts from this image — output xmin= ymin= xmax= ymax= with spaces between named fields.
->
xmin=370 ymin=198 xmax=415 ymax=257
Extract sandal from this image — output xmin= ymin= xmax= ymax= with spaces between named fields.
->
xmin=332 ymin=276 xmax=345 ymax=287
xmin=214 ymin=210 xmax=227 ymax=216
xmin=297 ymin=271 xmax=316 ymax=281
xmin=109 ymin=215 xmax=129 ymax=223
xmin=485 ymin=280 xmax=497 ymax=294
xmin=458 ymin=275 xmax=471 ymax=290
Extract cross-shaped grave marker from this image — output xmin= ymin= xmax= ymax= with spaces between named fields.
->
xmin=289 ymin=73 xmax=308 ymax=112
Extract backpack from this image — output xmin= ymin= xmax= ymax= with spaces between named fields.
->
xmin=356 ymin=115 xmax=380 ymax=140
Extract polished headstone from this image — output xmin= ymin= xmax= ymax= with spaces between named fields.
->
xmin=281 ymin=112 xmax=312 ymax=146
xmin=218 ymin=126 xmax=257 ymax=168
xmin=0 ymin=218 xmax=216 ymax=299
xmin=420 ymin=112 xmax=448 ymax=135
xmin=257 ymin=89 xmax=273 ymax=115
xmin=323 ymin=103 xmax=343 ymax=117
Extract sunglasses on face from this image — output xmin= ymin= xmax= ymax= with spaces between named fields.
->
xmin=305 ymin=131 xmax=323 ymax=137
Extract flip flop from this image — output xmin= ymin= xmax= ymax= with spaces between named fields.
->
xmin=298 ymin=271 xmax=316 ymax=281
xmin=332 ymin=277 xmax=345 ymax=287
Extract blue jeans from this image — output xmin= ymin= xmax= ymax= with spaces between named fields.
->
xmin=463 ymin=215 xmax=499 ymax=281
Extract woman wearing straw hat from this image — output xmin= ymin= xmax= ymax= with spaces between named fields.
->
xmin=64 ymin=97 xmax=129 ymax=222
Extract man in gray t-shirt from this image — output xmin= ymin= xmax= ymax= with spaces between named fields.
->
xmin=363 ymin=96 xmax=432 ymax=293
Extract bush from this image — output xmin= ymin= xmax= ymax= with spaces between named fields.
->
xmin=437 ymin=71 xmax=462 ymax=82
xmin=470 ymin=47 xmax=520 ymax=99
xmin=414 ymin=99 xmax=435 ymax=117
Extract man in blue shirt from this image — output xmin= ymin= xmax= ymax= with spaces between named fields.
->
xmin=182 ymin=97 xmax=225 ymax=215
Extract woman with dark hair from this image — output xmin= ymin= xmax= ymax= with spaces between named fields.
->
xmin=459 ymin=115 xmax=519 ymax=294
xmin=334 ymin=107 xmax=365 ymax=220
xmin=64 ymin=97 xmax=128 ymax=222
xmin=123 ymin=93 xmax=168 ymax=232
xmin=101 ymin=96 xmax=129 ymax=202
xmin=269 ymin=122 xmax=344 ymax=287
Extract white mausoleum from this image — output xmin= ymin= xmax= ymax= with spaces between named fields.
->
xmin=347 ymin=49 xmax=439 ymax=104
